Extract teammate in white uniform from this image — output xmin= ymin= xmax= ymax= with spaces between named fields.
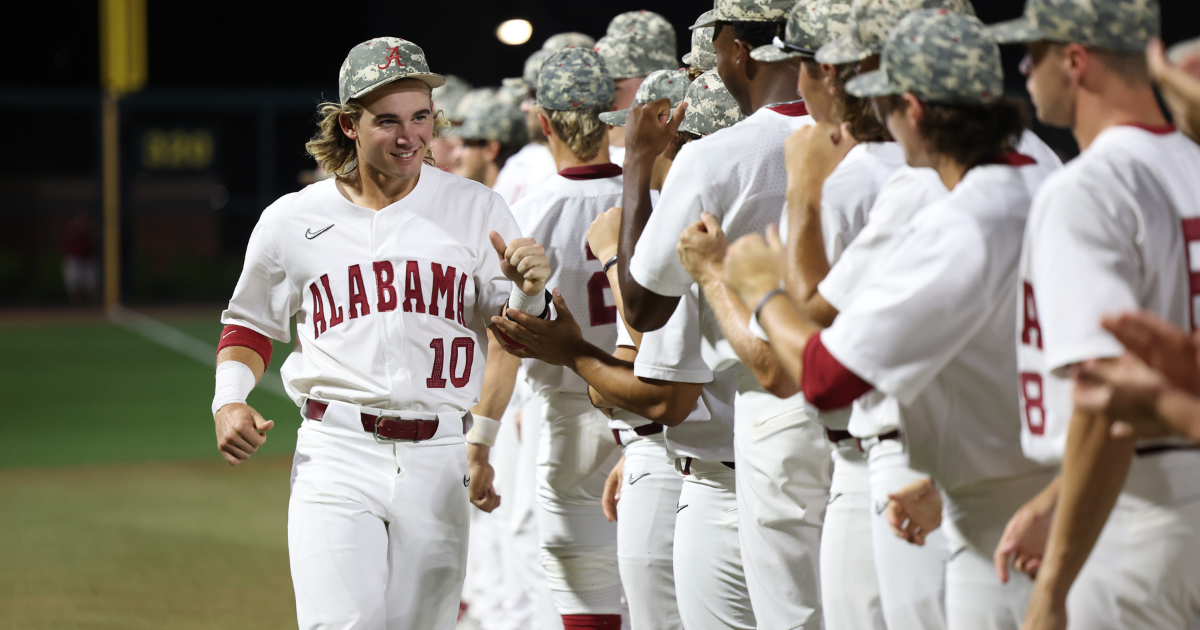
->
xmin=987 ymin=2 xmax=1200 ymax=628
xmin=210 ymin=38 xmax=552 ymax=630
xmin=495 ymin=49 xmax=565 ymax=207
xmin=725 ymin=12 xmax=1060 ymax=629
xmin=503 ymin=47 xmax=627 ymax=630
xmin=601 ymin=10 xmax=678 ymax=167
xmin=625 ymin=3 xmax=833 ymax=627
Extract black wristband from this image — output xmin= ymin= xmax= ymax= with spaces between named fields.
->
xmin=602 ymin=255 xmax=619 ymax=274
xmin=753 ymin=288 xmax=787 ymax=323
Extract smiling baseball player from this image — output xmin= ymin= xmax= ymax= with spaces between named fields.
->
xmin=986 ymin=1 xmax=1200 ymax=628
xmin=210 ymin=37 xmax=552 ymax=630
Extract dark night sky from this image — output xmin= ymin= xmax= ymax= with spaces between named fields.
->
xmin=9 ymin=1 xmax=1200 ymax=91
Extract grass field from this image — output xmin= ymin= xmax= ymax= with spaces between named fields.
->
xmin=0 ymin=309 xmax=302 ymax=628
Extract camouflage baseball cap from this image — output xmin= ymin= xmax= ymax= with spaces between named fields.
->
xmin=680 ymin=70 xmax=746 ymax=136
xmin=599 ymin=69 xmax=689 ymax=126
xmin=988 ymin=0 xmax=1159 ymax=53
xmin=536 ymin=48 xmax=616 ymax=111
xmin=608 ymin=10 xmax=677 ymax=44
xmin=338 ymin=37 xmax=445 ymax=104
xmin=692 ymin=0 xmax=796 ymax=28
xmin=432 ymin=75 xmax=473 ymax=118
xmin=451 ymin=88 xmax=498 ymax=124
xmin=459 ymin=102 xmax=530 ymax=146
xmin=683 ymin=11 xmax=717 ymax=70
xmin=594 ymin=31 xmax=678 ymax=80
xmin=543 ymin=31 xmax=597 ymax=51
xmin=816 ymin=0 xmax=977 ymax=64
xmin=751 ymin=0 xmax=854 ymax=62
xmin=846 ymin=9 xmax=1003 ymax=104
xmin=519 ymin=49 xmax=557 ymax=87
xmin=496 ymin=80 xmax=530 ymax=107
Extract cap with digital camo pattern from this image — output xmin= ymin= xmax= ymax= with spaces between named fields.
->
xmin=496 ymin=80 xmax=529 ymax=107
xmin=594 ymin=31 xmax=678 ymax=80
xmin=536 ymin=48 xmax=616 ymax=111
xmin=988 ymin=0 xmax=1159 ymax=53
xmin=432 ymin=75 xmax=472 ymax=118
xmin=599 ymin=69 xmax=689 ymax=126
xmin=608 ymin=10 xmax=677 ymax=45
xmin=451 ymin=88 xmax=497 ymax=124
xmin=692 ymin=0 xmax=797 ymax=28
xmin=519 ymin=49 xmax=556 ymax=87
xmin=459 ymin=102 xmax=530 ymax=146
xmin=751 ymin=0 xmax=854 ymax=62
xmin=680 ymin=70 xmax=746 ymax=136
xmin=684 ymin=11 xmax=717 ymax=69
xmin=543 ymin=31 xmax=597 ymax=51
xmin=816 ymin=0 xmax=976 ymax=64
xmin=846 ymin=9 xmax=1003 ymax=104
xmin=339 ymin=37 xmax=445 ymax=104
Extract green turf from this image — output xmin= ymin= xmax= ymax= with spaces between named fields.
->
xmin=0 ymin=316 xmax=300 ymax=468
xmin=0 ymin=456 xmax=297 ymax=629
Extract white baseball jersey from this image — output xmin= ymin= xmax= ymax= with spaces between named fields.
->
xmin=1018 ymin=124 xmax=1200 ymax=466
xmin=819 ymin=159 xmax=1051 ymax=490
xmin=511 ymin=165 xmax=622 ymax=396
xmin=492 ymin=142 xmax=558 ymax=207
xmin=221 ymin=165 xmax=518 ymax=423
xmin=635 ymin=288 xmax=738 ymax=463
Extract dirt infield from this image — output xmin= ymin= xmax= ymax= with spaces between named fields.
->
xmin=0 ymin=455 xmax=297 ymax=629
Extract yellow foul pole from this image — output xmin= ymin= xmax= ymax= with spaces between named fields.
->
xmin=99 ymin=0 xmax=146 ymax=314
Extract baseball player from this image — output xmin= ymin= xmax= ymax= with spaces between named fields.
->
xmin=742 ymin=2 xmax=893 ymax=628
xmin=984 ymin=1 xmax=1200 ymax=628
xmin=593 ymin=29 xmax=678 ymax=167
xmin=598 ymin=69 xmax=690 ymax=194
xmin=454 ymin=102 xmax=529 ymax=192
xmin=491 ymin=73 xmax=754 ymax=628
xmin=211 ymin=38 xmax=554 ymax=630
xmin=725 ymin=11 xmax=1064 ymax=629
xmin=430 ymin=74 xmax=472 ymax=170
xmin=683 ymin=11 xmax=717 ymax=81
xmin=618 ymin=1 xmax=833 ymax=627
xmin=502 ymin=47 xmax=626 ymax=630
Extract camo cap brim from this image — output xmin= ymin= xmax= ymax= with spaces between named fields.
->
xmin=750 ymin=43 xmax=803 ymax=62
xmin=599 ymin=69 xmax=687 ymax=127
xmin=815 ymin=33 xmax=874 ymax=64
xmin=986 ymin=0 xmax=1160 ymax=52
xmin=598 ymin=109 xmax=632 ymax=126
xmin=985 ymin=17 xmax=1046 ymax=45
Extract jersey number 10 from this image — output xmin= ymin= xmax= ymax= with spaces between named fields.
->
xmin=427 ymin=337 xmax=475 ymax=388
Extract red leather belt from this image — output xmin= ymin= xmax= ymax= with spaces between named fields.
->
xmin=612 ymin=423 xmax=665 ymax=446
xmin=303 ymin=399 xmax=441 ymax=442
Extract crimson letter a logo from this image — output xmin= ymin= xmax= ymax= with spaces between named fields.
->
xmin=378 ymin=46 xmax=403 ymax=69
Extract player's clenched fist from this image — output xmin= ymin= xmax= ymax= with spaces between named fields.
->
xmin=489 ymin=231 xmax=550 ymax=296
xmin=213 ymin=402 xmax=274 ymax=466
xmin=467 ymin=443 xmax=501 ymax=513
xmin=677 ymin=211 xmax=728 ymax=285
xmin=885 ymin=477 xmax=942 ymax=547
xmin=587 ymin=207 xmax=622 ymax=263
xmin=785 ymin=122 xmax=857 ymax=197
xmin=625 ymin=98 xmax=688 ymax=163
xmin=723 ymin=226 xmax=785 ymax=307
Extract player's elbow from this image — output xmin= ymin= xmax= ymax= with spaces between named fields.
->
xmin=625 ymin=304 xmax=671 ymax=333
xmin=645 ymin=385 xmax=703 ymax=427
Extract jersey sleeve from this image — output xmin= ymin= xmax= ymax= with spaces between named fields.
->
xmin=473 ymin=192 xmax=522 ymax=328
xmin=633 ymin=292 xmax=714 ymax=384
xmin=220 ymin=216 xmax=298 ymax=343
xmin=820 ymin=211 xmax=992 ymax=405
xmin=1029 ymin=181 xmax=1136 ymax=373
xmin=629 ymin=144 xmax=718 ymax=297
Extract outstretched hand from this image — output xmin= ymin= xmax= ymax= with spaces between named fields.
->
xmin=490 ymin=289 xmax=586 ymax=366
xmin=490 ymin=231 xmax=550 ymax=297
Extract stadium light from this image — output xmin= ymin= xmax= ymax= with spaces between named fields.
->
xmin=496 ymin=19 xmax=533 ymax=46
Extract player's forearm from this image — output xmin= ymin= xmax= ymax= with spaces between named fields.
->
xmin=1157 ymin=387 xmax=1200 ymax=444
xmin=784 ymin=189 xmax=831 ymax=303
xmin=472 ymin=331 xmax=520 ymax=420
xmin=758 ymin=292 xmax=824 ymax=387
xmin=1035 ymin=408 xmax=1135 ymax=603
xmin=699 ymin=276 xmax=799 ymax=398
xmin=617 ymin=154 xmax=676 ymax=332
xmin=571 ymin=344 xmax=698 ymax=426
xmin=217 ymin=346 xmax=265 ymax=383
xmin=606 ymin=265 xmax=642 ymax=349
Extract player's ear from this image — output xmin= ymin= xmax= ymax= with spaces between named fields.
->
xmin=902 ymin=93 xmax=924 ymax=126
xmin=338 ymin=112 xmax=358 ymax=140
xmin=537 ymin=110 xmax=553 ymax=139
xmin=486 ymin=140 xmax=501 ymax=162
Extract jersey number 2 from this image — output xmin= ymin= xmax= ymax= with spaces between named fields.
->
xmin=585 ymin=244 xmax=617 ymax=326
xmin=427 ymin=337 xmax=475 ymax=388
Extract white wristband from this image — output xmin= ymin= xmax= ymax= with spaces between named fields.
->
xmin=509 ymin=286 xmax=547 ymax=316
xmin=212 ymin=361 xmax=256 ymax=417
xmin=466 ymin=415 xmax=502 ymax=447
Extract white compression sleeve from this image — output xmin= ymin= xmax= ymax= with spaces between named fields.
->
xmin=212 ymin=360 xmax=256 ymax=417
xmin=508 ymin=286 xmax=547 ymax=316
xmin=466 ymin=415 xmax=502 ymax=447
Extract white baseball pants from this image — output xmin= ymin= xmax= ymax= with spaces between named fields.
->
xmin=535 ymin=392 xmax=624 ymax=616
xmin=941 ymin=467 xmax=1057 ymax=630
xmin=822 ymin=444 xmax=887 ymax=630
xmin=616 ymin=432 xmax=683 ymax=630
xmin=1067 ymin=451 xmax=1200 ymax=629
xmin=509 ymin=391 xmax=563 ymax=630
xmin=733 ymin=397 xmax=831 ymax=630
xmin=288 ymin=410 xmax=470 ymax=630
xmin=867 ymin=437 xmax=948 ymax=630
xmin=673 ymin=459 xmax=757 ymax=630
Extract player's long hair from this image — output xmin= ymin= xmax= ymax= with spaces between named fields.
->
xmin=828 ymin=61 xmax=891 ymax=143
xmin=305 ymin=99 xmax=452 ymax=175
xmin=542 ymin=103 xmax=613 ymax=161
xmin=884 ymin=94 xmax=1027 ymax=169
